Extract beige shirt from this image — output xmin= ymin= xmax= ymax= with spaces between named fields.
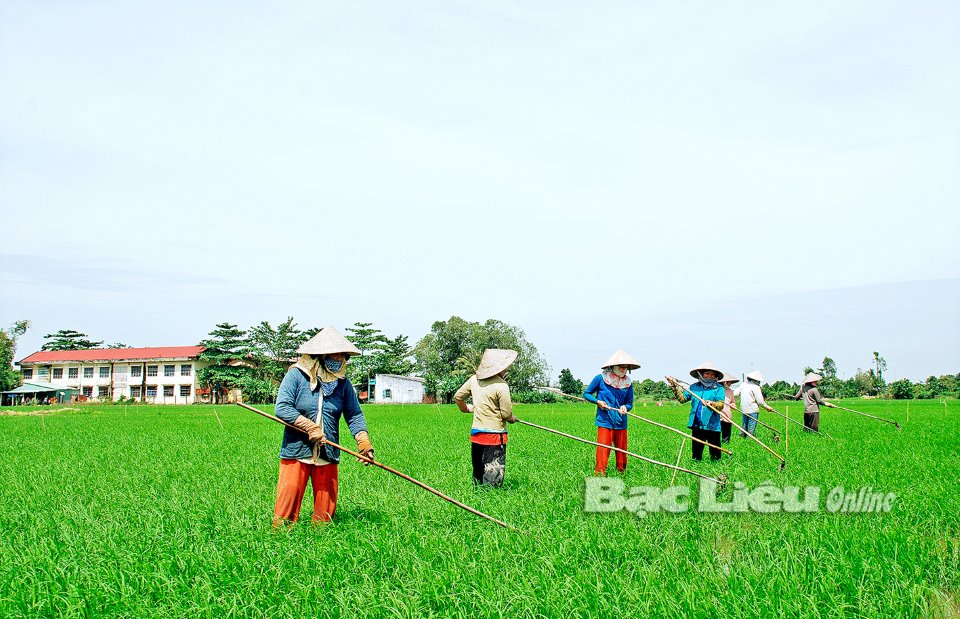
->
xmin=794 ymin=384 xmax=825 ymax=413
xmin=454 ymin=374 xmax=514 ymax=432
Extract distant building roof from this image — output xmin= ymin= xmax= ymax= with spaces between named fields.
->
xmin=376 ymin=374 xmax=425 ymax=383
xmin=1 ymin=381 xmax=76 ymax=394
xmin=18 ymin=346 xmax=205 ymax=364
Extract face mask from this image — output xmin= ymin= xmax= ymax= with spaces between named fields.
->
xmin=698 ymin=372 xmax=718 ymax=388
xmin=324 ymin=357 xmax=344 ymax=372
xmin=612 ymin=366 xmax=626 ymax=378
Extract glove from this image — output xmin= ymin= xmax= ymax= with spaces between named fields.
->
xmin=706 ymin=401 xmax=724 ymax=414
xmin=292 ymin=415 xmax=325 ymax=444
xmin=673 ymin=385 xmax=687 ymax=402
xmin=504 ymin=414 xmax=519 ymax=424
xmin=355 ymin=431 xmax=375 ymax=465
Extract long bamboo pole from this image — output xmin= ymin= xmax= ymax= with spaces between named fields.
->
xmin=538 ymin=387 xmax=733 ymax=455
xmin=668 ymin=378 xmax=786 ymax=470
xmin=825 ymin=402 xmax=901 ymax=429
xmin=515 ymin=419 xmax=727 ymax=486
xmin=670 ymin=439 xmax=686 ymax=486
xmin=235 ymin=403 xmax=521 ymax=532
xmin=766 ymin=406 xmax=831 ymax=438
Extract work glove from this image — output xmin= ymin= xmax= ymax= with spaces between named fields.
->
xmin=292 ymin=415 xmax=325 ymax=444
xmin=706 ymin=401 xmax=724 ymax=414
xmin=355 ymin=431 xmax=375 ymax=465
xmin=504 ymin=414 xmax=519 ymax=424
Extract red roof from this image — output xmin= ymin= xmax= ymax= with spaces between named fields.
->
xmin=19 ymin=346 xmax=205 ymax=364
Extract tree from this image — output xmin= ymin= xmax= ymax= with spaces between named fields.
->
xmin=821 ymin=357 xmax=837 ymax=379
xmin=41 ymin=329 xmax=102 ymax=351
xmin=873 ymin=352 xmax=887 ymax=383
xmin=106 ymin=343 xmax=131 ymax=349
xmin=888 ymin=379 xmax=914 ymax=400
xmin=0 ymin=320 xmax=30 ymax=391
xmin=373 ymin=334 xmax=416 ymax=376
xmin=558 ymin=368 xmax=585 ymax=396
xmin=197 ymin=323 xmax=253 ymax=404
xmin=633 ymin=378 xmax=673 ymax=401
xmin=248 ymin=316 xmax=306 ymax=383
xmin=345 ymin=322 xmax=388 ymax=395
xmin=413 ymin=316 xmax=550 ymax=402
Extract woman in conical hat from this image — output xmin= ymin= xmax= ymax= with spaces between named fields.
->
xmin=735 ymin=370 xmax=775 ymax=438
xmin=666 ymin=361 xmax=726 ymax=462
xmin=583 ymin=350 xmax=639 ymax=475
xmin=718 ymin=373 xmax=739 ymax=444
xmin=272 ymin=326 xmax=373 ymax=525
xmin=792 ymin=372 xmax=826 ymax=432
xmin=454 ymin=349 xmax=519 ymax=487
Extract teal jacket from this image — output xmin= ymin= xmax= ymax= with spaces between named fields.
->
xmin=679 ymin=382 xmax=725 ymax=432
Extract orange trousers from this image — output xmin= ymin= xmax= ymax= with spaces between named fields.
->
xmin=595 ymin=427 xmax=628 ymax=474
xmin=273 ymin=459 xmax=338 ymax=525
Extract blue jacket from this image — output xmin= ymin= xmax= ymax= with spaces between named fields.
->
xmin=275 ymin=367 xmax=367 ymax=463
xmin=583 ymin=375 xmax=634 ymax=430
xmin=679 ymin=382 xmax=725 ymax=432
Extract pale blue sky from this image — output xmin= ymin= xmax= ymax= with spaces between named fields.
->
xmin=2 ymin=1 xmax=958 ymax=383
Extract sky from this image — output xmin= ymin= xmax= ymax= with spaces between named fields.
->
xmin=1 ymin=1 xmax=958 ymax=384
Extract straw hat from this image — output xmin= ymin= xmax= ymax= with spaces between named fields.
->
xmin=689 ymin=361 xmax=725 ymax=381
xmin=476 ymin=349 xmax=518 ymax=380
xmin=601 ymin=350 xmax=640 ymax=370
xmin=746 ymin=370 xmax=764 ymax=384
xmin=719 ymin=373 xmax=739 ymax=385
xmin=297 ymin=326 xmax=361 ymax=356
xmin=803 ymin=372 xmax=822 ymax=384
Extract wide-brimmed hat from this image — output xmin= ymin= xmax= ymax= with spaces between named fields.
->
xmin=719 ymin=373 xmax=739 ymax=384
xmin=803 ymin=372 xmax=822 ymax=384
xmin=601 ymin=350 xmax=640 ymax=370
xmin=690 ymin=361 xmax=725 ymax=381
xmin=476 ymin=349 xmax=518 ymax=380
xmin=297 ymin=326 xmax=361 ymax=357
xmin=746 ymin=370 xmax=764 ymax=384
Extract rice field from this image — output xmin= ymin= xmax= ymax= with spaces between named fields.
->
xmin=1 ymin=399 xmax=957 ymax=618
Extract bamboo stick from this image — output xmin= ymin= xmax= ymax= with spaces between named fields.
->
xmin=826 ymin=402 xmax=901 ymax=429
xmin=670 ymin=439 xmax=686 ymax=486
xmin=235 ymin=403 xmax=521 ymax=532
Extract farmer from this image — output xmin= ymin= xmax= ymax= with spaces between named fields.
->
xmin=454 ymin=349 xmax=519 ymax=487
xmin=718 ymin=373 xmax=738 ymax=443
xmin=666 ymin=362 xmax=726 ymax=461
xmin=735 ymin=370 xmax=775 ymax=437
xmin=792 ymin=372 xmax=827 ymax=432
xmin=273 ymin=326 xmax=374 ymax=525
xmin=582 ymin=350 xmax=638 ymax=475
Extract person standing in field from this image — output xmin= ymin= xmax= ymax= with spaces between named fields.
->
xmin=454 ymin=349 xmax=519 ymax=487
xmin=273 ymin=326 xmax=375 ymax=526
xmin=718 ymin=373 xmax=738 ymax=443
xmin=582 ymin=350 xmax=639 ymax=475
xmin=735 ymin=370 xmax=775 ymax=437
xmin=666 ymin=362 xmax=726 ymax=461
xmin=792 ymin=372 xmax=827 ymax=432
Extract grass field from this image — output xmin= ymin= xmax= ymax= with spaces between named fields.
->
xmin=1 ymin=399 xmax=958 ymax=618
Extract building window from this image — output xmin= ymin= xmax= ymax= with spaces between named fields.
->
xmin=84 ymin=367 xmax=94 ymax=378
xmin=180 ymin=364 xmax=192 ymax=376
xmin=164 ymin=365 xmax=175 ymax=377
xmin=82 ymin=386 xmax=93 ymax=397
xmin=131 ymin=365 xmax=142 ymax=378
xmin=38 ymin=368 xmax=49 ymax=378
xmin=98 ymin=386 xmax=110 ymax=398
xmin=163 ymin=385 xmax=174 ymax=397
xmin=146 ymin=386 xmax=157 ymax=398
xmin=99 ymin=367 xmax=109 ymax=378
xmin=68 ymin=368 xmax=78 ymax=379
xmin=52 ymin=368 xmax=63 ymax=379
xmin=147 ymin=365 xmax=158 ymax=377
xmin=130 ymin=386 xmax=142 ymax=398
xmin=23 ymin=369 xmax=33 ymax=379
xmin=179 ymin=385 xmax=191 ymax=397
xmin=383 ymin=389 xmax=392 ymax=399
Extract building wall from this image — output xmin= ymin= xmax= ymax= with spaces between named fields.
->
xmin=22 ymin=360 xmax=210 ymax=404
xmin=374 ymin=374 xmax=425 ymax=404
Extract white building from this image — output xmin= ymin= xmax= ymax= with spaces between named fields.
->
xmin=373 ymin=374 xmax=425 ymax=404
xmin=17 ymin=346 xmax=209 ymax=404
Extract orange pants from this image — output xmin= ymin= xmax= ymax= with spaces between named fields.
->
xmin=273 ymin=459 xmax=338 ymax=525
xmin=595 ymin=427 xmax=628 ymax=474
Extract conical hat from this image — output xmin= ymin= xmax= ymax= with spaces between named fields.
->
xmin=601 ymin=350 xmax=640 ymax=370
xmin=803 ymin=372 xmax=822 ymax=384
xmin=719 ymin=372 xmax=739 ymax=384
xmin=746 ymin=370 xmax=764 ymax=383
xmin=297 ymin=326 xmax=361 ymax=356
xmin=690 ymin=361 xmax=724 ymax=380
xmin=476 ymin=349 xmax=518 ymax=380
